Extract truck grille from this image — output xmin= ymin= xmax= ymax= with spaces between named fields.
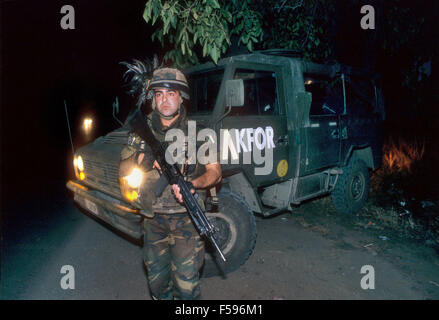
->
xmin=83 ymin=159 xmax=121 ymax=196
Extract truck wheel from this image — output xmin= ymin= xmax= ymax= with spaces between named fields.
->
xmin=201 ymin=188 xmax=257 ymax=278
xmin=331 ymin=158 xmax=370 ymax=214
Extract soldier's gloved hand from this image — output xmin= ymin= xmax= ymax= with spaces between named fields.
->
xmin=172 ymin=181 xmax=195 ymax=204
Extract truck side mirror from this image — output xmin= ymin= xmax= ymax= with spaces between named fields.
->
xmin=225 ymin=79 xmax=244 ymax=107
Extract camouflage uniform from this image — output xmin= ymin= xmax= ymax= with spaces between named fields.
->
xmin=121 ymin=105 xmax=208 ymax=300
xmin=144 ymin=213 xmax=205 ymax=300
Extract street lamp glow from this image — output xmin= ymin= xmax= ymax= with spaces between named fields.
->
xmin=83 ymin=118 xmax=93 ymax=131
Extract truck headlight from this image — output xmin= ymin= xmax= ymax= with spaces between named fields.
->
xmin=77 ymin=156 xmax=84 ymax=172
xmin=74 ymin=155 xmax=86 ymax=180
xmin=126 ymin=167 xmax=143 ymax=188
xmin=120 ymin=167 xmax=143 ymax=202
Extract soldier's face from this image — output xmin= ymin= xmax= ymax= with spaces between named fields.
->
xmin=154 ymin=88 xmax=181 ymax=117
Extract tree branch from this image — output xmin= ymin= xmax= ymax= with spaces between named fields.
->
xmin=274 ymin=0 xmax=304 ymax=14
xmin=300 ymin=0 xmax=318 ymax=50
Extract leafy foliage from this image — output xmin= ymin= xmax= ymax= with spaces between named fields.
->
xmin=142 ymin=0 xmax=436 ymax=115
xmin=142 ymin=0 xmax=334 ymax=67
xmin=143 ymin=0 xmax=232 ymax=67
xmin=260 ymin=0 xmax=335 ymax=62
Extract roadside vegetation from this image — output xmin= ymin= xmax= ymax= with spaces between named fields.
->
xmin=368 ymin=123 xmax=439 ymax=246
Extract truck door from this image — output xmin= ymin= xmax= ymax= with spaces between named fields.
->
xmin=221 ymin=68 xmax=289 ymax=186
xmin=304 ymin=75 xmax=344 ymax=172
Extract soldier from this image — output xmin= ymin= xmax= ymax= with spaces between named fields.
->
xmin=120 ymin=66 xmax=221 ymax=300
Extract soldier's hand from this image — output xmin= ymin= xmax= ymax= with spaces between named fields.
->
xmin=153 ymin=160 xmax=161 ymax=173
xmin=172 ymin=184 xmax=195 ymax=204
xmin=137 ymin=153 xmax=144 ymax=165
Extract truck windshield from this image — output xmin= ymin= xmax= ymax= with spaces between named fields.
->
xmin=186 ymin=68 xmax=224 ymax=115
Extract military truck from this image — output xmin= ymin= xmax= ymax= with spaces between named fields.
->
xmin=67 ymin=50 xmax=384 ymax=276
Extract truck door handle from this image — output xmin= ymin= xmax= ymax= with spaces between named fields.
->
xmin=330 ymin=129 xmax=339 ymax=139
xmin=277 ymin=136 xmax=288 ymax=144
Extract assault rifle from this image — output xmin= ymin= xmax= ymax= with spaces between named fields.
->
xmin=127 ymin=109 xmax=226 ymax=262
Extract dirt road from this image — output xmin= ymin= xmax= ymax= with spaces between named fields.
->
xmin=2 ymin=185 xmax=439 ymax=300
xmin=202 ymin=198 xmax=439 ymax=299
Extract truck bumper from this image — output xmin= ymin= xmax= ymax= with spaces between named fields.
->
xmin=66 ymin=180 xmax=145 ymax=240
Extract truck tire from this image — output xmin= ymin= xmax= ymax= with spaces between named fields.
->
xmin=331 ymin=158 xmax=370 ymax=214
xmin=201 ymin=188 xmax=257 ymax=278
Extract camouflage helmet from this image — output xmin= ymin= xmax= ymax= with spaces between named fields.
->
xmin=147 ymin=68 xmax=190 ymax=100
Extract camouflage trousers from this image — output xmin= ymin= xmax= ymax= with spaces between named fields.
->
xmin=143 ymin=213 xmax=205 ymax=300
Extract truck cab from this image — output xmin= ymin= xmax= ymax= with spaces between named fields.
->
xmin=185 ymin=51 xmax=383 ymax=216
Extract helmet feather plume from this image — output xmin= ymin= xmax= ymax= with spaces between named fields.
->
xmin=119 ymin=58 xmax=155 ymax=107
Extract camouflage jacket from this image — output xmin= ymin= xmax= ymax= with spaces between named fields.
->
xmin=120 ymin=106 xmax=208 ymax=215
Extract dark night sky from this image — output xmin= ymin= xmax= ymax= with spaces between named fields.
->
xmin=2 ymin=0 xmax=156 ymax=202
xmin=1 ymin=0 xmax=438 ymax=204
